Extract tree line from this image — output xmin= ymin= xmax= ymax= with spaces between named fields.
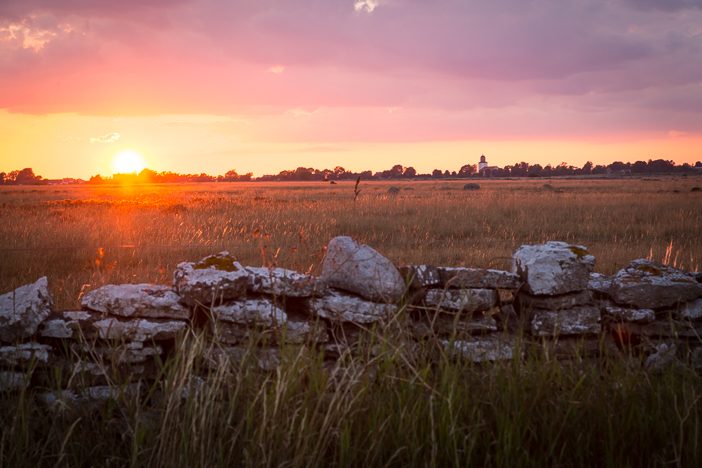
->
xmin=1 ymin=159 xmax=701 ymax=185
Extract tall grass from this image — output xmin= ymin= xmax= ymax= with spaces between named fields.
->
xmin=1 ymin=328 xmax=701 ymax=467
xmin=1 ymin=177 xmax=702 ymax=310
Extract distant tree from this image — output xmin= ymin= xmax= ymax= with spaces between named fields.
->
xmin=529 ymin=164 xmax=543 ymax=177
xmin=695 ymin=161 xmax=702 ymax=168
xmin=88 ymin=174 xmax=104 ymax=184
xmin=0 ymin=172 xmax=5 ymax=185
xmin=431 ymin=169 xmax=443 ymax=178
xmin=581 ymin=161 xmax=593 ymax=175
xmin=458 ymin=164 xmax=476 ymax=177
xmin=403 ymin=166 xmax=417 ymax=178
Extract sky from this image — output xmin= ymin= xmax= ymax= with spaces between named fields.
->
xmin=1 ymin=0 xmax=701 ymax=178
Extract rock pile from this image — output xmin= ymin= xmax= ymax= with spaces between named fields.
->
xmin=1 ymin=236 xmax=701 ymax=400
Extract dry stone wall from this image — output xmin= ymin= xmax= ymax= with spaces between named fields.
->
xmin=2 ymin=236 xmax=702 ymax=402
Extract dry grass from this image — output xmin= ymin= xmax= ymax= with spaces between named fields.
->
xmin=1 ymin=176 xmax=702 ymax=309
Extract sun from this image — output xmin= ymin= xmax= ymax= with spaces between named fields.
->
xmin=113 ymin=150 xmax=146 ymax=174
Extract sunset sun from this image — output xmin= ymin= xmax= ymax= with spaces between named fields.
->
xmin=112 ymin=150 xmax=146 ymax=174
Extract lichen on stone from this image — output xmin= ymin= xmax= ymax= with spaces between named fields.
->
xmin=194 ymin=254 xmax=240 ymax=272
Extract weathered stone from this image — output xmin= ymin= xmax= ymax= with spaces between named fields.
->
xmin=0 ymin=371 xmax=27 ymax=392
xmin=532 ymin=337 xmax=618 ymax=360
xmin=645 ymin=343 xmax=678 ymax=373
xmin=308 ymin=290 xmax=398 ymax=324
xmin=412 ymin=313 xmax=498 ymax=338
xmin=603 ymin=305 xmax=655 ymax=323
xmin=530 ymin=306 xmax=601 ymax=336
xmin=424 ymin=288 xmax=497 ymax=313
xmin=518 ymin=290 xmax=593 ymax=311
xmin=211 ymin=298 xmax=287 ymax=326
xmin=92 ymin=318 xmax=187 ymax=341
xmin=173 ymin=252 xmax=248 ymax=306
xmin=203 ymin=346 xmax=281 ymax=371
xmin=0 ymin=343 xmax=51 ymax=366
xmin=512 ymin=241 xmax=595 ymax=295
xmin=39 ymin=311 xmax=96 ymax=339
xmin=611 ymin=320 xmax=702 ymax=339
xmin=441 ymin=337 xmax=514 ymax=362
xmin=81 ymin=284 xmax=190 ymax=319
xmin=439 ymin=267 xmax=521 ymax=289
xmin=83 ymin=342 xmax=163 ymax=364
xmin=245 ymin=266 xmax=322 ymax=297
xmin=37 ymin=383 xmax=143 ymax=410
xmin=399 ymin=265 xmax=441 ymax=289
xmin=320 ymin=236 xmax=405 ymax=303
xmin=0 ymin=277 xmax=52 ymax=343
xmin=588 ymin=273 xmax=612 ymax=296
xmin=678 ymin=298 xmax=702 ymax=321
xmin=211 ymin=319 xmax=328 ymax=345
xmin=610 ymin=259 xmax=702 ymax=309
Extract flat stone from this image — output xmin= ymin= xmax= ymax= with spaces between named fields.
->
xmin=532 ymin=337 xmax=618 ymax=360
xmin=246 ymin=266 xmax=322 ymax=297
xmin=610 ymin=259 xmax=702 ymax=309
xmin=37 ymin=383 xmax=143 ymax=411
xmin=441 ymin=337 xmax=515 ymax=362
xmin=512 ymin=241 xmax=595 ymax=295
xmin=81 ymin=284 xmax=190 ymax=319
xmin=424 ymin=288 xmax=497 ymax=313
xmin=0 ymin=277 xmax=53 ymax=343
xmin=412 ymin=312 xmax=498 ymax=338
xmin=399 ymin=265 xmax=441 ymax=289
xmin=83 ymin=342 xmax=163 ymax=364
xmin=531 ymin=306 xmax=601 ymax=336
xmin=611 ymin=320 xmax=702 ymax=339
xmin=645 ymin=343 xmax=678 ymax=373
xmin=203 ymin=346 xmax=281 ymax=371
xmin=320 ymin=236 xmax=405 ymax=303
xmin=588 ymin=273 xmax=612 ymax=296
xmin=211 ymin=298 xmax=287 ymax=326
xmin=678 ymin=298 xmax=702 ymax=320
xmin=39 ymin=311 xmax=97 ymax=339
xmin=603 ymin=305 xmax=655 ymax=323
xmin=92 ymin=318 xmax=187 ymax=341
xmin=0 ymin=343 xmax=51 ymax=366
xmin=0 ymin=371 xmax=27 ymax=392
xmin=211 ymin=319 xmax=328 ymax=345
xmin=308 ymin=290 xmax=398 ymax=324
xmin=173 ymin=252 xmax=249 ymax=306
xmin=518 ymin=290 xmax=593 ymax=311
xmin=438 ymin=267 xmax=521 ymax=289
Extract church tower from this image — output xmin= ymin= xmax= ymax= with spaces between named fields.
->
xmin=478 ymin=154 xmax=488 ymax=172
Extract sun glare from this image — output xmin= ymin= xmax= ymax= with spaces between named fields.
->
xmin=113 ymin=150 xmax=146 ymax=174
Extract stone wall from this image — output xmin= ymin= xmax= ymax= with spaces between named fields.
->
xmin=2 ymin=235 xmax=701 ymax=402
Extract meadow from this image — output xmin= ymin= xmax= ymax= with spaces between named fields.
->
xmin=2 ymin=176 xmax=702 ymax=467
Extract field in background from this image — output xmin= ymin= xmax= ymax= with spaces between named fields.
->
xmin=1 ymin=176 xmax=702 ymax=309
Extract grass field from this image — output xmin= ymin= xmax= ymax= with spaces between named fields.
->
xmin=2 ymin=177 xmax=702 ymax=467
xmin=1 ymin=176 xmax=702 ymax=309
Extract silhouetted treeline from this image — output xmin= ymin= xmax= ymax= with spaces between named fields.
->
xmin=2 ymin=159 xmax=701 ymax=186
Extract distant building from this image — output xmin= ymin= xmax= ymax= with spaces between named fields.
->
xmin=478 ymin=154 xmax=499 ymax=177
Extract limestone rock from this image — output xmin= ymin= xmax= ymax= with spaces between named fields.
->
xmin=246 ymin=266 xmax=322 ymax=297
xmin=0 ymin=343 xmax=51 ymax=366
xmin=399 ymin=265 xmax=441 ymax=289
xmin=412 ymin=313 xmax=498 ymax=338
xmin=211 ymin=298 xmax=287 ymax=326
xmin=37 ymin=383 xmax=143 ymax=411
xmin=603 ymin=305 xmax=655 ymax=323
xmin=612 ymin=320 xmax=702 ymax=339
xmin=610 ymin=259 xmax=702 ymax=309
xmin=0 ymin=277 xmax=53 ymax=343
xmin=439 ymin=267 xmax=521 ymax=289
xmin=442 ymin=337 xmax=514 ymax=362
xmin=203 ymin=346 xmax=281 ymax=371
xmin=211 ymin=319 xmax=328 ymax=345
xmin=92 ymin=318 xmax=187 ymax=341
xmin=320 ymin=236 xmax=405 ymax=303
xmin=308 ymin=290 xmax=398 ymax=324
xmin=424 ymin=288 xmax=497 ymax=313
xmin=512 ymin=242 xmax=595 ymax=295
xmin=78 ymin=342 xmax=163 ymax=364
xmin=645 ymin=343 xmax=678 ymax=373
xmin=678 ymin=298 xmax=702 ymax=321
xmin=39 ymin=311 xmax=95 ymax=339
xmin=588 ymin=273 xmax=612 ymax=296
xmin=81 ymin=284 xmax=189 ymax=319
xmin=531 ymin=306 xmax=601 ymax=336
xmin=0 ymin=371 xmax=27 ymax=392
xmin=518 ymin=290 xmax=593 ymax=311
xmin=173 ymin=252 xmax=248 ymax=306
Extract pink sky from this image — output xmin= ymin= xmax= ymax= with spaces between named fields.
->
xmin=1 ymin=0 xmax=701 ymax=178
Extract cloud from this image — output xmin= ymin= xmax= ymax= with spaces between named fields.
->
xmin=89 ymin=132 xmax=121 ymax=143
xmin=268 ymin=65 xmax=285 ymax=74
xmin=354 ymin=0 xmax=379 ymax=13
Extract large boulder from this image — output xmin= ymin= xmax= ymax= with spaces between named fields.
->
xmin=308 ymin=290 xmax=398 ymax=324
xmin=245 ymin=267 xmax=322 ymax=297
xmin=0 ymin=277 xmax=52 ymax=343
xmin=81 ymin=284 xmax=190 ymax=319
xmin=173 ymin=252 xmax=249 ymax=306
xmin=609 ymin=259 xmax=702 ymax=309
xmin=512 ymin=242 xmax=595 ymax=296
xmin=320 ymin=236 xmax=405 ymax=303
